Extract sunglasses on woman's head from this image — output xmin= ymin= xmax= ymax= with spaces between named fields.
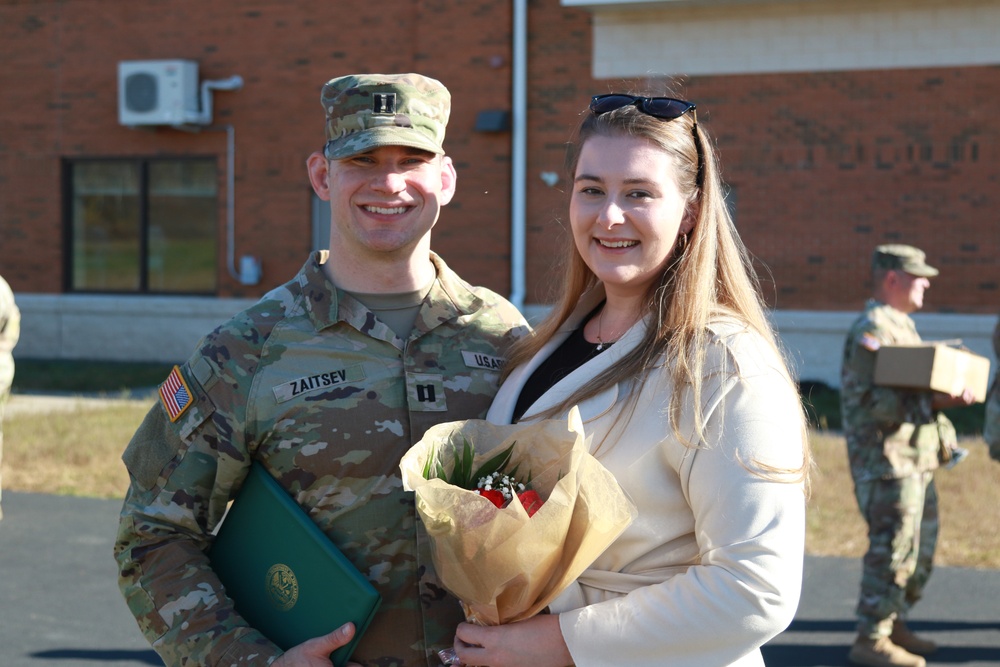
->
xmin=589 ymin=94 xmax=696 ymax=122
xmin=589 ymin=94 xmax=704 ymax=190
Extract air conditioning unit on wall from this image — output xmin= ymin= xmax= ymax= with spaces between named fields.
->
xmin=118 ymin=59 xmax=199 ymax=126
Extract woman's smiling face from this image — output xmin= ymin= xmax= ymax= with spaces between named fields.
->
xmin=570 ymin=132 xmax=692 ymax=300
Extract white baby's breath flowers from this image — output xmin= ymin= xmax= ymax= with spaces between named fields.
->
xmin=477 ymin=471 xmax=527 ymax=500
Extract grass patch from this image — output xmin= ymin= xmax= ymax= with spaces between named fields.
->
xmin=807 ymin=431 xmax=1000 ymax=569
xmin=3 ymin=400 xmax=155 ymax=499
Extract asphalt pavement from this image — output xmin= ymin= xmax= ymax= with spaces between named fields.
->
xmin=0 ymin=490 xmax=997 ymax=667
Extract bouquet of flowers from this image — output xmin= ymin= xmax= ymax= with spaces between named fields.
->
xmin=399 ymin=407 xmax=636 ymax=629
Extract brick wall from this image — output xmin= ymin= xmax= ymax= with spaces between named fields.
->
xmin=0 ymin=0 xmax=529 ymax=298
xmin=1 ymin=1 xmax=996 ymax=315
xmin=682 ymin=67 xmax=999 ymax=313
xmin=522 ymin=62 xmax=1000 ymax=314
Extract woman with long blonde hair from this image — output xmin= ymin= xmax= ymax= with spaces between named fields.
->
xmin=447 ymin=90 xmax=810 ymax=667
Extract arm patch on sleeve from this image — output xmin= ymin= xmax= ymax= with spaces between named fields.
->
xmin=122 ymin=404 xmax=186 ymax=491
xmin=123 ymin=362 xmax=218 ymax=490
xmin=859 ymin=332 xmax=881 ymax=352
xmin=159 ymin=365 xmax=193 ymax=422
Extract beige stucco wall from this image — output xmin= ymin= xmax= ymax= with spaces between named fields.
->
xmin=568 ymin=0 xmax=1000 ymax=77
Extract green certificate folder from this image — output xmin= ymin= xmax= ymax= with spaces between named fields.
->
xmin=208 ymin=461 xmax=381 ymax=667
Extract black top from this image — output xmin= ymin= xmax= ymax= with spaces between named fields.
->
xmin=512 ymin=306 xmax=608 ymax=422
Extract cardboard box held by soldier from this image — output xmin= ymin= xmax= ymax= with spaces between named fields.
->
xmin=874 ymin=343 xmax=991 ymax=402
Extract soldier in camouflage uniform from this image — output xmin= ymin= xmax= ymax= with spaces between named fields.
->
xmin=115 ymin=73 xmax=529 ymax=667
xmin=985 ymin=315 xmax=1000 ymax=462
xmin=0 ymin=273 xmax=20 ymax=522
xmin=840 ymin=245 xmax=975 ymax=667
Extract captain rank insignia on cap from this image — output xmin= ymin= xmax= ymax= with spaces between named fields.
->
xmin=159 ymin=365 xmax=193 ymax=422
xmin=372 ymin=93 xmax=396 ymax=115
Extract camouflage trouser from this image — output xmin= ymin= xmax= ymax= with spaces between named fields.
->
xmin=853 ymin=471 xmax=938 ymax=638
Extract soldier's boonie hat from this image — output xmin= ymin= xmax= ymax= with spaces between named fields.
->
xmin=871 ymin=244 xmax=939 ymax=277
xmin=321 ymin=73 xmax=450 ymax=160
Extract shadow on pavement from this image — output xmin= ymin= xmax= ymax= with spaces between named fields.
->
xmin=763 ymin=617 xmax=1000 ymax=667
xmin=30 ymin=649 xmax=161 ymax=665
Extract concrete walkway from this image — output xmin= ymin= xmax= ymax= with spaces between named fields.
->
xmin=0 ymin=492 xmax=159 ymax=667
xmin=763 ymin=555 xmax=1000 ymax=666
xmin=5 ymin=392 xmax=156 ymax=417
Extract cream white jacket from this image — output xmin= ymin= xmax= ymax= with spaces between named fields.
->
xmin=487 ymin=288 xmax=807 ymax=667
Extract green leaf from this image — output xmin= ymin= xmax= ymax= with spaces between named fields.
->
xmin=425 ymin=437 xmax=523 ymax=490
xmin=420 ymin=443 xmax=453 ymax=483
xmin=421 ymin=445 xmax=436 ymax=480
xmin=469 ymin=441 xmax=516 ymax=486
xmin=459 ymin=437 xmax=475 ymax=487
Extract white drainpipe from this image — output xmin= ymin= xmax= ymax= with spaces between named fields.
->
xmin=509 ymin=0 xmax=528 ymax=312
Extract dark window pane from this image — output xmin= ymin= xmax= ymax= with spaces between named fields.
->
xmin=68 ymin=158 xmax=218 ymax=294
xmin=71 ymin=162 xmax=141 ymax=290
xmin=148 ymin=160 xmax=218 ymax=292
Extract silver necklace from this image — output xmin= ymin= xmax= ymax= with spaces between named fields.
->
xmin=595 ymin=306 xmax=635 ymax=350
xmin=596 ymin=307 xmax=611 ymax=351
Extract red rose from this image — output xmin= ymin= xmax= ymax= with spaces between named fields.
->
xmin=477 ymin=489 xmax=506 ymax=508
xmin=517 ymin=490 xmax=543 ymax=517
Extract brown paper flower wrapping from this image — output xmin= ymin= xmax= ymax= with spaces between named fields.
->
xmin=399 ymin=407 xmax=636 ymax=626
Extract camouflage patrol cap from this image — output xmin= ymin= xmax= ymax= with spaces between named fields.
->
xmin=872 ymin=244 xmax=939 ymax=277
xmin=321 ymin=73 xmax=450 ymax=160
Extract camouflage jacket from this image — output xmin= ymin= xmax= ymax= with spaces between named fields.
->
xmin=0 ymin=274 xmax=19 ymax=393
xmin=984 ymin=316 xmax=1000 ymax=461
xmin=840 ymin=299 xmax=951 ymax=481
xmin=115 ymin=251 xmax=528 ymax=667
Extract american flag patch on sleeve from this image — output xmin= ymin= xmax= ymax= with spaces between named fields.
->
xmin=859 ymin=333 xmax=881 ymax=352
xmin=160 ymin=365 xmax=193 ymax=422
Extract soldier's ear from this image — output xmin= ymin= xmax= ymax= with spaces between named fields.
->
xmin=438 ymin=156 xmax=457 ymax=206
xmin=307 ymin=152 xmax=331 ymax=201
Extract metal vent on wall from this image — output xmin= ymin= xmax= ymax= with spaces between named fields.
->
xmin=123 ymin=72 xmax=159 ymax=113
xmin=118 ymin=60 xmax=199 ymax=126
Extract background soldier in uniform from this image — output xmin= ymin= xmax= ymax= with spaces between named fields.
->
xmin=115 ymin=73 xmax=528 ymax=667
xmin=840 ymin=244 xmax=975 ymax=667
xmin=0 ymin=273 xmax=20 ymax=522
xmin=985 ymin=314 xmax=1000 ymax=463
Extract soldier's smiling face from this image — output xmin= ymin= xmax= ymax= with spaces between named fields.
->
xmin=311 ymin=144 xmax=457 ymax=259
